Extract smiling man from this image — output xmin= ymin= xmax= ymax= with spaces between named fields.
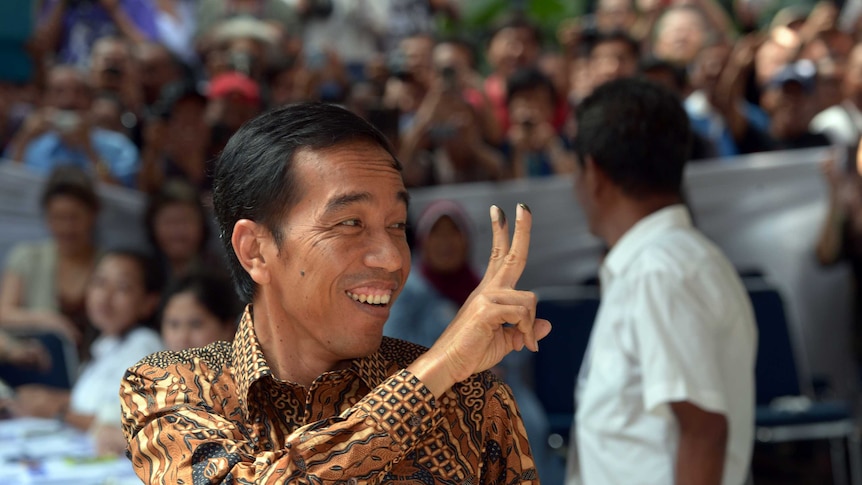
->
xmin=119 ymin=102 xmax=551 ymax=484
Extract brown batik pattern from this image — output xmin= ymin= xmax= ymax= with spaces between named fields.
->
xmin=119 ymin=306 xmax=538 ymax=484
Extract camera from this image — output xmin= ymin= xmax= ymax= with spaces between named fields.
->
xmin=52 ymin=110 xmax=81 ymax=133
xmin=439 ymin=65 xmax=457 ymax=92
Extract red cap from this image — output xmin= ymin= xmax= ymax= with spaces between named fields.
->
xmin=208 ymin=72 xmax=260 ymax=105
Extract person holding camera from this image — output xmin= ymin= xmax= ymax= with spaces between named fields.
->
xmin=35 ymin=0 xmax=160 ymax=69
xmin=4 ymin=65 xmax=140 ymax=188
xmin=504 ymin=67 xmax=575 ymax=179
xmin=398 ymin=50 xmax=505 ymax=187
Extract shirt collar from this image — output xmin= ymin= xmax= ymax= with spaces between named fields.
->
xmin=232 ymin=305 xmax=395 ymax=416
xmin=601 ymin=204 xmax=692 ymax=284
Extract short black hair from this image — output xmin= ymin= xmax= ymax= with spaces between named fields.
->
xmin=638 ymin=56 xmax=689 ymax=93
xmin=213 ymin=102 xmax=400 ymax=303
xmin=158 ymin=270 xmax=241 ymax=327
xmin=506 ymin=67 xmax=557 ymax=106
xmin=100 ymin=248 xmax=165 ymax=295
xmin=40 ymin=166 xmax=100 ymax=213
xmin=575 ymin=78 xmax=690 ymax=198
xmin=587 ymin=30 xmax=640 ymax=59
xmin=487 ymin=11 xmax=542 ymax=47
xmin=145 ymin=178 xmax=211 ymax=256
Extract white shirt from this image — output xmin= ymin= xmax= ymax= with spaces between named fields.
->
xmin=70 ymin=327 xmax=164 ymax=422
xmin=567 ymin=205 xmax=757 ymax=485
xmin=810 ymin=101 xmax=862 ymax=147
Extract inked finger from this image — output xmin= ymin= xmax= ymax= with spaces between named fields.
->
xmin=494 ymin=203 xmax=532 ymax=288
xmin=482 ymin=204 xmax=510 ymax=283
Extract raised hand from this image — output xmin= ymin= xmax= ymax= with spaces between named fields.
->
xmin=407 ymin=204 xmax=552 ymax=397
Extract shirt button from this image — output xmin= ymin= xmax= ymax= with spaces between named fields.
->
xmin=348 ymin=478 xmax=358 ymax=485
xmin=409 ymin=415 xmax=422 ymax=428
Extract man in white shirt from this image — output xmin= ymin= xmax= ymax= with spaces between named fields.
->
xmin=566 ymin=78 xmax=757 ymax=485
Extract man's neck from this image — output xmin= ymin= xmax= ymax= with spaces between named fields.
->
xmin=597 ymin=194 xmax=683 ymax=249
xmin=250 ymin=297 xmax=350 ymax=388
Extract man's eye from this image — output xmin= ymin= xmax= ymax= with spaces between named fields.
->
xmin=390 ymin=222 xmax=408 ymax=231
xmin=340 ymin=219 xmax=361 ymax=227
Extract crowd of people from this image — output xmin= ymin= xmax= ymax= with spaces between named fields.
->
xmin=1 ymin=0 xmax=862 ymax=483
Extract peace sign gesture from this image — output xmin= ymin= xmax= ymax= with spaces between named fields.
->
xmin=407 ymin=204 xmax=553 ymax=397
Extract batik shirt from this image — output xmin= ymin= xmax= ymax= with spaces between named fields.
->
xmin=120 ymin=306 xmax=538 ymax=484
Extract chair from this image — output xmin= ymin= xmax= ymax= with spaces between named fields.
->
xmin=747 ymin=276 xmax=862 ymax=485
xmin=0 ymin=330 xmax=78 ymax=389
xmin=532 ymin=285 xmax=601 ymax=450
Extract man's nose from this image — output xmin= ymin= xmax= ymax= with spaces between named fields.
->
xmin=364 ymin=230 xmax=405 ymax=273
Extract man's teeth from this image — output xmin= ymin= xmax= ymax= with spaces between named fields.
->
xmin=347 ymin=292 xmax=391 ymax=305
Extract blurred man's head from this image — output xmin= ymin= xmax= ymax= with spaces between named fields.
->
xmin=506 ymin=68 xmax=557 ymax=129
xmin=596 ymin=0 xmax=637 ymax=33
xmin=761 ymin=60 xmax=817 ymax=140
xmin=689 ymin=41 xmax=731 ymax=94
xmin=135 ymin=42 xmax=184 ymax=106
xmin=486 ymin=14 xmax=542 ymax=78
xmin=574 ymin=78 xmax=690 ymax=236
xmin=90 ymin=36 xmax=134 ymax=92
xmin=46 ymin=65 xmax=92 ymax=112
xmin=652 ymin=5 xmax=710 ymax=66
xmin=588 ymin=30 xmax=640 ymax=90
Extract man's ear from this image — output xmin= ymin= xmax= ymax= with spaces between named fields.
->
xmin=232 ymin=219 xmax=273 ymax=286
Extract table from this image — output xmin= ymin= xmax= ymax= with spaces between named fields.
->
xmin=0 ymin=418 xmax=140 ymax=484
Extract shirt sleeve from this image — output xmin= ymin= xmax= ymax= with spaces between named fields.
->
xmin=479 ymin=380 xmax=540 ymax=484
xmin=120 ymin=366 xmax=442 ymax=484
xmin=633 ymin=272 xmax=729 ymax=417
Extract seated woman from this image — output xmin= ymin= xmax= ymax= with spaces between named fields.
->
xmin=0 ymin=166 xmax=100 ymax=359
xmin=92 ymin=269 xmax=241 ymax=456
xmin=144 ymin=178 xmax=221 ymax=282
xmin=9 ymin=249 xmax=165 ymax=432
xmin=384 ymin=199 xmax=554 ymax=478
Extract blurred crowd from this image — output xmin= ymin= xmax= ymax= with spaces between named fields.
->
xmin=2 ymin=0 xmax=862 ymax=477
xmin=2 ymin=0 xmax=862 ymax=194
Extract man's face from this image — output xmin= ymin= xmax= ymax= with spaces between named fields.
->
xmin=762 ymin=82 xmax=810 ymax=139
xmin=46 ymin=70 xmax=90 ymax=112
xmin=487 ymin=27 xmax=539 ymax=77
xmin=265 ymin=141 xmax=411 ymax=362
xmin=596 ymin=0 xmax=636 ymax=32
xmin=590 ymin=40 xmax=638 ymax=88
xmin=691 ymin=44 xmax=730 ymax=92
xmin=653 ymin=10 xmax=706 ymax=65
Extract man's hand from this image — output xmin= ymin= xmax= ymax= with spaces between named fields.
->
xmin=408 ymin=204 xmax=552 ymax=397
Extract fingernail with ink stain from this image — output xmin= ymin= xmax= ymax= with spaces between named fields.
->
xmin=498 ymin=207 xmax=506 ymax=227
xmin=490 ymin=205 xmax=499 ymax=223
xmin=518 ymin=202 xmax=531 ymax=214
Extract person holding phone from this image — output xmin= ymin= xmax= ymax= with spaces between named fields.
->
xmin=4 ymin=65 xmax=139 ymax=187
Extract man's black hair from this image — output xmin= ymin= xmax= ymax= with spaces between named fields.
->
xmin=575 ymin=78 xmax=691 ymax=198
xmin=212 ymin=102 xmax=401 ymax=303
xmin=487 ymin=11 xmax=542 ymax=47
xmin=40 ymin=165 xmax=100 ymax=213
xmin=100 ymin=248 xmax=165 ymax=295
xmin=145 ymin=178 xmax=211 ymax=256
xmin=587 ymin=29 xmax=640 ymax=59
xmin=506 ymin=67 xmax=557 ymax=106
xmin=638 ymin=56 xmax=689 ymax=93
xmin=157 ymin=270 xmax=241 ymax=327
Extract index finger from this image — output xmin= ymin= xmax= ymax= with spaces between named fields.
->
xmin=494 ymin=203 xmax=532 ymax=288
